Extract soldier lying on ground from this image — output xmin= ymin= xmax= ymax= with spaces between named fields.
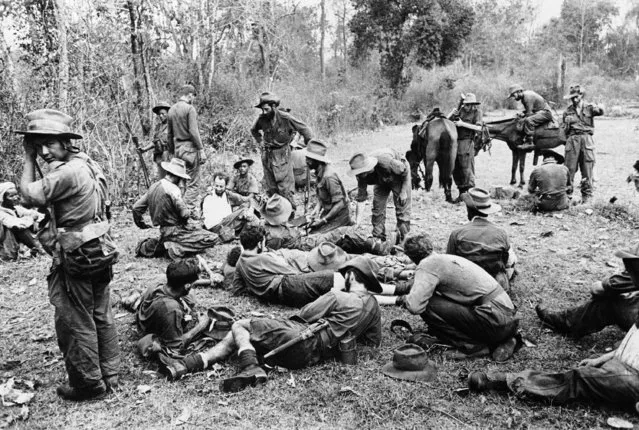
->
xmin=161 ymin=256 xmax=382 ymax=393
xmin=132 ymin=158 xmax=220 ymax=259
xmin=377 ymin=233 xmax=520 ymax=362
xmin=0 ymin=181 xmax=44 ymax=260
xmin=536 ymin=243 xmax=639 ymax=338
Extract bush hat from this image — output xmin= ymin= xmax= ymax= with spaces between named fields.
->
xmin=462 ymin=187 xmax=501 ymax=215
xmin=261 ymin=194 xmax=292 ymax=226
xmin=462 ymin=93 xmax=480 ymax=105
xmin=206 ymin=305 xmax=237 ymax=341
xmin=381 ymin=344 xmax=437 ymax=382
xmin=563 ymin=84 xmax=584 ymax=100
xmin=541 ymin=149 xmax=565 ymax=164
xmin=507 ymin=84 xmax=524 ymax=98
xmin=255 ymin=91 xmax=281 ymax=108
xmin=347 ymin=153 xmax=378 ymax=176
xmin=15 ymin=109 xmax=83 ymax=139
xmin=308 ymin=242 xmax=348 ymax=272
xmin=338 ymin=255 xmax=383 ymax=294
xmin=161 ymin=158 xmax=191 ymax=180
xmin=233 ymin=158 xmax=255 ymax=170
xmin=303 ymin=139 xmax=330 ymax=163
xmin=615 ymin=243 xmax=639 ymax=289
xmin=152 ymin=101 xmax=171 ymax=115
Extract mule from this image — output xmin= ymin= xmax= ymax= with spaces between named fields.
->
xmin=477 ymin=117 xmax=565 ymax=187
xmin=409 ymin=117 xmax=458 ymax=202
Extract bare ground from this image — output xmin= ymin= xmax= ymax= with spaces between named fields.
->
xmin=1 ymin=116 xmax=638 ymax=429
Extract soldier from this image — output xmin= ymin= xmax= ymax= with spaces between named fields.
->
xmin=251 ymin=92 xmax=313 ymax=212
xmin=0 ymin=181 xmax=44 ymax=260
xmin=562 ymin=84 xmax=604 ymax=204
xmin=17 ymin=109 xmax=120 ymax=401
xmin=138 ymin=101 xmax=171 ymax=179
xmin=167 ymin=84 xmax=205 ymax=216
xmin=449 ymin=93 xmax=482 ymax=200
xmin=348 ymin=149 xmax=411 ymax=244
xmin=303 ymin=139 xmax=352 ymax=233
xmin=227 ymin=158 xmax=260 ymax=209
xmin=527 ymin=150 xmax=571 ymax=211
xmin=508 ymin=84 xmax=553 ymax=151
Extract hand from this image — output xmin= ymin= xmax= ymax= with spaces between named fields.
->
xmin=22 ymin=138 xmax=37 ymax=159
xmin=198 ymin=149 xmax=206 ymax=164
xmin=398 ymin=191 xmax=408 ymax=206
xmin=310 ymin=218 xmax=326 ymax=229
xmin=516 ymin=112 xmax=525 ymax=118
xmin=578 ymin=357 xmax=601 ymax=367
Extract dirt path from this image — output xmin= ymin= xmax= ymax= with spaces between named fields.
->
xmin=0 ymin=117 xmax=638 ymax=429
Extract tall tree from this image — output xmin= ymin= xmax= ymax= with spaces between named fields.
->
xmin=350 ymin=0 xmax=474 ymax=94
xmin=53 ymin=0 xmax=68 ymax=111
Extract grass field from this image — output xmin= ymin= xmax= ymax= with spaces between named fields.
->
xmin=1 ymin=115 xmax=638 ymax=429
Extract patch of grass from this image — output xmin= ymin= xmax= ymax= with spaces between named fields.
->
xmin=593 ymin=201 xmax=639 ymax=228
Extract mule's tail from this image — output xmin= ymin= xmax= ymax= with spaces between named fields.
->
xmin=438 ymin=129 xmax=453 ymax=188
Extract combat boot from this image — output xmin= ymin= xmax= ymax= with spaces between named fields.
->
xmin=220 ymin=349 xmax=267 ymax=393
xmin=365 ymin=237 xmax=391 ymax=256
xmin=163 ymin=353 xmax=205 ymax=381
xmin=57 ymin=381 xmax=107 ymax=401
xmin=535 ymin=304 xmax=570 ymax=334
xmin=468 ymin=371 xmax=508 ymax=392
xmin=518 ymin=135 xmax=535 ymax=151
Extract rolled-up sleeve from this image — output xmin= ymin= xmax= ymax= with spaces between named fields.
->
xmin=403 ymin=267 xmax=439 ymax=315
xmin=298 ymin=293 xmax=336 ymax=323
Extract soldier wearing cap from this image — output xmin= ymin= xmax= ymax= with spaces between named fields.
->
xmin=303 ymin=139 xmax=352 ymax=233
xmin=227 ymin=158 xmax=260 ymax=209
xmin=348 ymin=148 xmax=411 ymax=244
xmin=527 ymin=149 xmax=572 ymax=211
xmin=449 ymin=93 xmax=483 ymax=200
xmin=251 ymin=92 xmax=313 ymax=212
xmin=0 ymin=181 xmax=44 ymax=260
xmin=167 ymin=84 xmax=205 ymax=216
xmin=508 ymin=84 xmax=553 ymax=150
xmin=162 ymin=255 xmax=382 ymax=392
xmin=17 ymin=109 xmax=120 ymax=401
xmin=138 ymin=101 xmax=171 ymax=179
xmin=447 ymin=188 xmax=516 ymax=291
xmin=562 ymin=84 xmax=604 ymax=204
xmin=132 ymin=158 xmax=220 ymax=259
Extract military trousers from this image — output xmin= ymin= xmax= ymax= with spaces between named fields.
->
xmin=452 ymin=138 xmax=475 ymax=191
xmin=565 ymin=133 xmax=595 ymax=198
xmin=372 ymin=182 xmax=411 ymax=242
xmin=262 ymin=146 xmax=297 ymax=211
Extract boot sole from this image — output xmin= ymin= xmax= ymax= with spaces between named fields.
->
xmin=220 ymin=374 xmax=267 ymax=393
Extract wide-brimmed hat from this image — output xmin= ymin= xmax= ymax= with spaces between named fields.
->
xmin=563 ymin=84 xmax=584 ymax=100
xmin=462 ymin=187 xmax=502 ymax=215
xmin=541 ymin=149 xmax=565 ymax=164
xmin=161 ymin=158 xmax=191 ymax=180
xmin=15 ymin=109 xmax=83 ymax=139
xmin=347 ymin=153 xmax=378 ymax=176
xmin=0 ymin=182 xmax=17 ymax=203
xmin=254 ymin=91 xmax=281 ymax=108
xmin=303 ymin=139 xmax=330 ymax=163
xmin=615 ymin=243 xmax=639 ymax=260
xmin=233 ymin=158 xmax=254 ymax=170
xmin=206 ymin=305 xmax=237 ymax=341
xmin=308 ymin=242 xmax=348 ymax=272
xmin=152 ymin=101 xmax=171 ymax=115
xmin=615 ymin=243 xmax=639 ymax=288
xmin=463 ymin=93 xmax=480 ymax=105
xmin=381 ymin=344 xmax=438 ymax=382
xmin=338 ymin=255 xmax=383 ymax=294
xmin=261 ymin=194 xmax=292 ymax=225
xmin=507 ymin=84 xmax=524 ymax=98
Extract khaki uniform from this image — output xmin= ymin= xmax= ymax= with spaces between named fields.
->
xmin=311 ymin=164 xmax=352 ymax=234
xmin=528 ymin=159 xmax=571 ymax=211
xmin=450 ymin=106 xmax=482 ymax=192
xmin=152 ymin=122 xmax=169 ymax=179
xmin=520 ymin=90 xmax=552 ymax=136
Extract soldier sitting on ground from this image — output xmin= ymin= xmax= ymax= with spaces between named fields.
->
xmin=161 ymin=256 xmax=382 ymax=394
xmin=0 ymin=181 xmax=44 ymax=260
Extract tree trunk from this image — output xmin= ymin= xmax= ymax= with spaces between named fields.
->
xmin=319 ymin=0 xmax=326 ymax=80
xmin=54 ymin=0 xmax=69 ymax=111
xmin=126 ymin=0 xmax=150 ymax=134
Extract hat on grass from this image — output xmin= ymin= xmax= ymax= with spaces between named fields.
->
xmin=261 ymin=194 xmax=292 ymax=226
xmin=338 ymin=256 xmax=383 ymax=294
xmin=381 ymin=344 xmax=437 ymax=382
xmin=15 ymin=109 xmax=83 ymax=139
xmin=152 ymin=101 xmax=171 ymax=115
xmin=308 ymin=242 xmax=348 ymax=272
xmin=303 ymin=139 xmax=330 ymax=163
xmin=507 ymin=84 xmax=524 ymax=98
xmin=206 ymin=305 xmax=237 ymax=341
xmin=233 ymin=158 xmax=255 ymax=170
xmin=161 ymin=158 xmax=191 ymax=180
xmin=462 ymin=187 xmax=502 ymax=215
xmin=347 ymin=153 xmax=378 ymax=176
xmin=541 ymin=149 xmax=565 ymax=165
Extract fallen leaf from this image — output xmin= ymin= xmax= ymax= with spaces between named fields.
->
xmin=27 ymin=278 xmax=37 ymax=286
xmin=175 ymin=407 xmax=191 ymax=426
xmin=250 ymin=312 xmax=265 ymax=317
xmin=509 ymin=221 xmax=526 ymax=226
xmin=227 ymin=409 xmax=241 ymax=420
xmin=18 ymin=405 xmax=29 ymax=421
xmin=137 ymin=384 xmax=152 ymax=394
xmin=142 ymin=370 xmax=159 ymax=378
xmin=605 ymin=261 xmax=618 ymax=268
xmin=540 ymin=231 xmax=554 ymax=237
xmin=607 ymin=417 xmax=634 ymax=429
xmin=31 ymin=334 xmax=54 ymax=342
xmin=585 ymin=209 xmax=594 ymax=215
xmin=115 ymin=313 xmax=128 ymax=319
xmin=338 ymin=386 xmax=362 ymax=397
xmin=552 ymin=214 xmax=564 ymax=219
xmin=217 ymin=400 xmax=229 ymax=406
xmin=286 ymin=374 xmax=296 ymax=388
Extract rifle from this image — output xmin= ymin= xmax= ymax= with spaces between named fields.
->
xmin=132 ymin=136 xmax=151 ymax=189
xmin=263 ymin=320 xmax=329 ymax=361
xmin=304 ymin=165 xmax=311 ymax=213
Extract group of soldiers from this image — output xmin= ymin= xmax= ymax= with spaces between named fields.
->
xmin=3 ymin=83 xmax=638 ymax=418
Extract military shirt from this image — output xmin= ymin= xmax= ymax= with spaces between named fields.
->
xmin=528 ymin=159 xmax=571 ymax=197
xmin=132 ymin=179 xmax=189 ymax=227
xmin=404 ymin=253 xmax=514 ymax=315
xmin=356 ymin=149 xmax=409 ymax=202
xmin=265 ymin=224 xmax=301 ymax=250
xmin=167 ymin=100 xmax=203 ymax=151
xmin=521 ymin=90 xmax=551 ymax=115
xmin=316 ymin=164 xmax=348 ymax=214
xmin=228 ymin=173 xmax=260 ymax=196
xmin=447 ymin=217 xmax=510 ymax=276
xmin=152 ymin=122 xmax=169 ymax=161
xmin=563 ymin=102 xmax=603 ymax=136
xmin=251 ymin=109 xmax=313 ymax=149
xmin=451 ymin=106 xmax=483 ymax=140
